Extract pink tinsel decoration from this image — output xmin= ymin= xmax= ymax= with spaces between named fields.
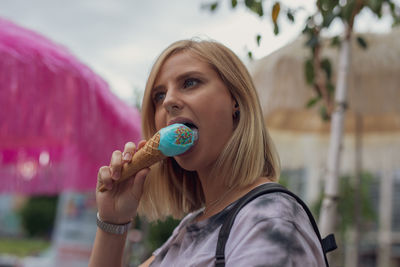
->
xmin=0 ymin=18 xmax=142 ymax=194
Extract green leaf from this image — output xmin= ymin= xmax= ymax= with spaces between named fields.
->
xmin=272 ymin=2 xmax=281 ymax=23
xmin=248 ymin=51 xmax=253 ymax=60
xmin=389 ymin=1 xmax=396 ymax=12
xmin=327 ymin=82 xmax=335 ymax=95
xmin=321 ymin=0 xmax=338 ymax=11
xmin=367 ymin=0 xmax=383 ymax=17
xmin=257 ymin=2 xmax=264 ymax=17
xmin=245 ymin=0 xmax=263 ymax=17
xmin=304 ymin=59 xmax=315 ymax=85
xmin=273 ymin=22 xmax=279 ymax=35
xmin=254 ymin=2 xmax=264 ymax=17
xmin=320 ymin=58 xmax=332 ymax=80
xmin=356 ymin=36 xmax=368 ymax=49
xmin=330 ymin=35 xmax=341 ymax=47
xmin=256 ymin=34 xmax=262 ymax=46
xmin=231 ymin=0 xmax=238 ymax=8
xmin=322 ymin=12 xmax=336 ymax=27
xmin=313 ymin=172 xmax=378 ymax=237
xmin=306 ymin=97 xmax=320 ymax=108
xmin=286 ymin=10 xmax=295 ymax=23
xmin=210 ymin=2 xmax=218 ymax=11
xmin=389 ymin=2 xmax=400 ymax=26
xmin=245 ymin=0 xmax=255 ymax=8
xmin=319 ymin=106 xmax=330 ymax=121
xmin=341 ymin=1 xmax=356 ymax=22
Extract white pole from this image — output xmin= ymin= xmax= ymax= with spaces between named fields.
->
xmin=377 ymin=166 xmax=393 ymax=267
xmin=345 ymin=113 xmax=362 ymax=267
xmin=319 ymin=32 xmax=351 ymax=236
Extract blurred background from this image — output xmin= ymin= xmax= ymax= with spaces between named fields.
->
xmin=0 ymin=0 xmax=399 ymax=266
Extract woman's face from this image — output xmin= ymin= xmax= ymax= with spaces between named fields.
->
xmin=152 ymin=51 xmax=236 ymax=175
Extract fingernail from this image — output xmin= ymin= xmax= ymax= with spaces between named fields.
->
xmin=123 ymin=152 xmax=132 ymax=161
xmin=112 ymin=170 xmax=120 ymax=180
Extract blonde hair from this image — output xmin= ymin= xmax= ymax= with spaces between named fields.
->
xmin=138 ymin=39 xmax=280 ymax=221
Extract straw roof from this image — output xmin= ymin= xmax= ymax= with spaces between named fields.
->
xmin=249 ymin=28 xmax=400 ymax=134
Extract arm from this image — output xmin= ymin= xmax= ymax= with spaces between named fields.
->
xmin=89 ymin=229 xmax=127 ymax=267
xmin=89 ymin=141 xmax=150 ymax=267
xmin=89 ymin=228 xmax=155 ymax=267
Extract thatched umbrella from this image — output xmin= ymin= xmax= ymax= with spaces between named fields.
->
xmin=250 ymin=28 xmax=400 ymax=133
xmin=249 ymin=28 xmax=400 ymax=187
xmin=0 ymin=18 xmax=142 ymax=194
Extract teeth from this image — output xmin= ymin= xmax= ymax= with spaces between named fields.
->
xmin=191 ymin=128 xmax=198 ymax=141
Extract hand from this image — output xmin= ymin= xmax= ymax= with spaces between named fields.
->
xmin=96 ymin=140 xmax=149 ymax=224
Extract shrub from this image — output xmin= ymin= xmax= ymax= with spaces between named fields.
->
xmin=19 ymin=196 xmax=58 ymax=238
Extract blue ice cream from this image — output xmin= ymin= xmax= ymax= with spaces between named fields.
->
xmin=158 ymin=123 xmax=198 ymax=156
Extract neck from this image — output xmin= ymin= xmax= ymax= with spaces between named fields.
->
xmin=197 ymin=169 xmax=228 ymax=209
xmin=196 ymin=169 xmax=270 ymax=220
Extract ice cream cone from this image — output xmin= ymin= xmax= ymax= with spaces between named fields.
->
xmin=98 ymin=123 xmax=197 ymax=192
xmin=98 ymin=133 xmax=165 ymax=192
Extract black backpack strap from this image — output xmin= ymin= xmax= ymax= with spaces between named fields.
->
xmin=215 ymin=183 xmax=336 ymax=267
xmin=322 ymin=234 xmax=338 ymax=253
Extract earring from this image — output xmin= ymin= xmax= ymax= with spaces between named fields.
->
xmin=233 ymin=110 xmax=240 ymax=119
xmin=233 ymin=102 xmax=240 ymax=119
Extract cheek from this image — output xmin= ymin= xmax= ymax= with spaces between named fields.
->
xmin=206 ymin=99 xmax=234 ymax=127
xmin=201 ymin=101 xmax=234 ymax=142
xmin=154 ymin=109 xmax=165 ymax=131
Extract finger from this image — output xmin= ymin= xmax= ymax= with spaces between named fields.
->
xmin=130 ymin=168 xmax=150 ymax=202
xmin=123 ymin=142 xmax=136 ymax=163
xmin=97 ymin=166 xmax=113 ymax=191
xmin=137 ymin=139 xmax=147 ymax=150
xmin=110 ymin=150 xmax=123 ymax=181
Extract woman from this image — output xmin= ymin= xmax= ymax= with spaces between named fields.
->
xmin=89 ymin=39 xmax=325 ymax=266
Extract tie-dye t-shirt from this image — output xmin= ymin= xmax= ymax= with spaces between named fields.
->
xmin=150 ymin=190 xmax=325 ymax=267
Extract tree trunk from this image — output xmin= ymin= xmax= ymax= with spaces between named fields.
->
xmin=345 ymin=113 xmax=362 ymax=267
xmin=318 ymin=29 xmax=351 ymax=237
xmin=377 ymin=167 xmax=393 ymax=267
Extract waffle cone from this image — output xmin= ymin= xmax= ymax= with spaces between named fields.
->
xmin=99 ymin=133 xmax=165 ymax=192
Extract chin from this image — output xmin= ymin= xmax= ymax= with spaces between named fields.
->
xmin=173 ymin=158 xmax=198 ymax=172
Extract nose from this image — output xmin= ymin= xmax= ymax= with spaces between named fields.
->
xmin=162 ymin=87 xmax=183 ymax=115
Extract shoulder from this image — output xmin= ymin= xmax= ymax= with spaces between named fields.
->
xmin=230 ymin=191 xmax=316 ymax=247
xmin=224 ymin=192 xmax=326 ymax=266
xmin=236 ymin=191 xmax=309 ymax=224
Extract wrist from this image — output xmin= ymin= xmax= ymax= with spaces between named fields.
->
xmin=96 ymin=212 xmax=132 ymax=235
xmin=98 ymin=211 xmax=134 ymax=225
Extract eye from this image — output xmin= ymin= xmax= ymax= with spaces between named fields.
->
xmin=152 ymin=91 xmax=166 ymax=104
xmin=183 ymin=78 xmax=200 ymax=89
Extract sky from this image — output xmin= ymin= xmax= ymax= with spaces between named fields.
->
xmin=0 ymin=0 xmax=395 ymax=106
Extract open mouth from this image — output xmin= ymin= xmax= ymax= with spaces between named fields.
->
xmin=182 ymin=122 xmax=199 ymax=146
xmin=183 ymin=122 xmax=198 ymax=130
